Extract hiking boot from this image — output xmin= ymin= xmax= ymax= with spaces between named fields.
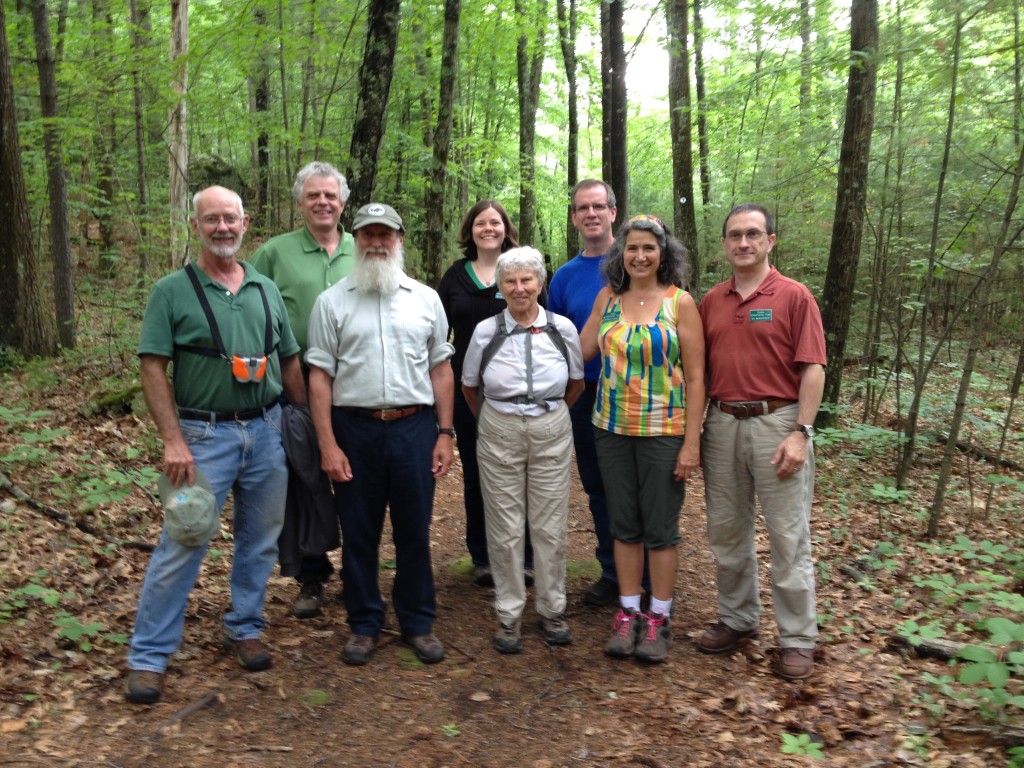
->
xmin=604 ymin=608 xmax=641 ymax=657
xmin=585 ymin=576 xmax=618 ymax=607
xmin=494 ymin=620 xmax=523 ymax=654
xmin=696 ymin=621 xmax=758 ymax=654
xmin=124 ymin=670 xmax=163 ymax=705
xmin=778 ymin=648 xmax=815 ymax=681
xmin=524 ymin=568 xmax=535 ymax=587
xmin=539 ymin=614 xmax=572 ymax=646
xmin=473 ymin=566 xmax=495 ymax=588
xmin=223 ymin=636 xmax=272 ymax=671
xmin=292 ymin=580 xmax=324 ymax=619
xmin=342 ymin=634 xmax=377 ymax=665
xmin=634 ymin=612 xmax=671 ymax=663
xmin=402 ymin=633 xmax=446 ymax=664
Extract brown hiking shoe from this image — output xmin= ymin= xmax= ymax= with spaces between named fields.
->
xmin=778 ymin=648 xmax=814 ymax=681
xmin=223 ymin=636 xmax=272 ymax=671
xmin=292 ymin=580 xmax=324 ymax=619
xmin=634 ymin=612 xmax=672 ymax=663
xmin=124 ymin=670 xmax=164 ymax=704
xmin=604 ymin=608 xmax=642 ymax=657
xmin=696 ymin=621 xmax=757 ymax=654
xmin=402 ymin=633 xmax=446 ymax=664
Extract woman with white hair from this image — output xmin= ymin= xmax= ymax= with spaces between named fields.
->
xmin=462 ymin=247 xmax=585 ymax=653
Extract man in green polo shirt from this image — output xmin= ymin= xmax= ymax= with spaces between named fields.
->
xmin=125 ymin=185 xmax=305 ymax=705
xmin=250 ymin=161 xmax=353 ymax=619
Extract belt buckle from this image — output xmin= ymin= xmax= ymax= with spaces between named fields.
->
xmin=733 ymin=403 xmax=753 ymax=419
xmin=379 ymin=408 xmax=399 ymax=421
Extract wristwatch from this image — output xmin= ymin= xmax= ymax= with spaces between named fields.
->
xmin=794 ymin=424 xmax=816 ymax=439
xmin=438 ymin=427 xmax=456 ymax=438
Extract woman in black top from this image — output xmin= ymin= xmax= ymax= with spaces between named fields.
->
xmin=437 ymin=200 xmax=543 ymax=586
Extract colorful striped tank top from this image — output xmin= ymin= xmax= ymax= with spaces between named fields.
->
xmin=592 ymin=287 xmax=688 ymax=436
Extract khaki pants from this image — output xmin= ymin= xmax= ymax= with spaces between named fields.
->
xmin=702 ymin=403 xmax=818 ymax=648
xmin=476 ymin=403 xmax=572 ymax=625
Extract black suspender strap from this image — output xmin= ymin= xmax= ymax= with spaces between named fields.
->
xmin=179 ymin=262 xmax=273 ymax=359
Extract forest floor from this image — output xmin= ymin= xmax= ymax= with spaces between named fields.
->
xmin=1 ymin=291 xmax=1023 ymax=767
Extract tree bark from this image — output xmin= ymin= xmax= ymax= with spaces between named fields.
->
xmin=128 ymin=0 xmax=150 ymax=284
xmin=346 ymin=0 xmax=401 ymax=213
xmin=422 ymin=0 xmax=460 ymax=287
xmin=602 ymin=0 xmax=628 ymax=225
xmin=0 ymin=0 xmax=56 ymax=355
xmin=557 ymin=0 xmax=579 ymax=262
xmin=30 ymin=0 xmax=75 ymax=348
xmin=254 ymin=6 xmax=271 ymax=234
xmin=692 ymin=0 xmax=711 ymax=208
xmin=168 ymin=0 xmax=189 ymax=268
xmin=516 ymin=0 xmax=547 ymax=245
xmin=667 ymin=0 xmax=699 ymax=291
xmin=820 ymin=0 xmax=878 ymax=414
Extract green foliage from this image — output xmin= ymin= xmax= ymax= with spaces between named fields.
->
xmin=779 ymin=732 xmax=824 ymax=758
xmin=53 ymin=611 xmax=129 ymax=652
xmin=440 ymin=723 xmax=461 ymax=738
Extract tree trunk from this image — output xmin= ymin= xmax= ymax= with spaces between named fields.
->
xmin=692 ymin=0 xmax=711 ymax=208
xmin=30 ymin=0 xmax=75 ymax=349
xmin=92 ymin=0 xmax=117 ymax=274
xmin=926 ymin=137 xmax=1024 ymax=536
xmin=128 ymin=0 xmax=150 ymax=285
xmin=168 ymin=0 xmax=189 ymax=268
xmin=0 ymin=0 xmax=56 ymax=355
xmin=667 ymin=0 xmax=699 ymax=292
xmin=820 ymin=0 xmax=878 ymax=416
xmin=422 ymin=0 xmax=460 ymax=287
xmin=603 ymin=0 xmax=628 ymax=225
xmin=799 ymin=0 xmax=812 ymax=133
xmin=346 ymin=0 xmax=401 ymax=213
xmin=516 ymin=0 xmax=547 ymax=245
xmin=253 ymin=6 xmax=270 ymax=234
xmin=557 ymin=0 xmax=579 ymax=263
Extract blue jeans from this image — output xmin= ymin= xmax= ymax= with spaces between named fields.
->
xmin=331 ymin=407 xmax=438 ymax=637
xmin=570 ymin=382 xmax=616 ymax=581
xmin=454 ymin=389 xmax=533 ymax=570
xmin=128 ymin=405 xmax=288 ymax=673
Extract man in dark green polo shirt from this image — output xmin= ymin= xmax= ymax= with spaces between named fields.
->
xmin=250 ymin=161 xmax=353 ymax=618
xmin=125 ymin=185 xmax=305 ymax=705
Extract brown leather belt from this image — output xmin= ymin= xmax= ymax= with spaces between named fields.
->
xmin=712 ymin=399 xmax=796 ymax=419
xmin=341 ymin=404 xmax=427 ymax=421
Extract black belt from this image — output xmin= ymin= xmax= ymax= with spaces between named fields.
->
xmin=339 ymin=404 xmax=428 ymax=421
xmin=712 ymin=399 xmax=796 ymax=419
xmin=178 ymin=404 xmax=274 ymax=423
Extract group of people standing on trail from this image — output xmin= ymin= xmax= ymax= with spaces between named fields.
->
xmin=123 ymin=164 xmax=825 ymax=706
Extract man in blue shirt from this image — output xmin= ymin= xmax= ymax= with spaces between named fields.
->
xmin=547 ymin=179 xmax=619 ymax=606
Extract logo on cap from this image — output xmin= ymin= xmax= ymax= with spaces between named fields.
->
xmin=367 ymin=204 xmax=386 ymax=215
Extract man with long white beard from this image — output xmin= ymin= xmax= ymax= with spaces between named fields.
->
xmin=125 ymin=186 xmax=305 ymax=704
xmin=306 ymin=203 xmax=455 ymax=666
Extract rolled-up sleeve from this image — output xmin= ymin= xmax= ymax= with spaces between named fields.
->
xmin=304 ymin=293 xmax=339 ymax=377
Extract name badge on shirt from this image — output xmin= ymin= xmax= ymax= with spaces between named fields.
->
xmin=749 ymin=309 xmax=773 ymax=323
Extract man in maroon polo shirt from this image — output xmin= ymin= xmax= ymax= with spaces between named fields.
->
xmin=696 ymin=203 xmax=826 ymax=681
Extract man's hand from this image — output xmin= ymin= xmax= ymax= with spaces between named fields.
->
xmin=673 ymin=440 xmax=701 ymax=482
xmin=771 ymin=432 xmax=809 ymax=478
xmin=163 ymin=438 xmax=195 ymax=487
xmin=321 ymin=442 xmax=353 ymax=482
xmin=432 ymin=435 xmax=453 ymax=478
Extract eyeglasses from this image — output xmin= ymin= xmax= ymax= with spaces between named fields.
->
xmin=725 ymin=229 xmax=767 ymax=242
xmin=199 ymin=215 xmax=242 ymax=226
xmin=574 ymin=203 xmax=610 ymax=213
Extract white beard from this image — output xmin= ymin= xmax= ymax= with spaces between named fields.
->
xmin=202 ymin=232 xmax=243 ymax=260
xmin=351 ymin=244 xmax=405 ymax=295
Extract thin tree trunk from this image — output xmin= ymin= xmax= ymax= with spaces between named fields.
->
xmin=422 ymin=0 xmax=460 ymax=287
xmin=253 ymin=7 xmax=270 ymax=234
xmin=346 ymin=0 xmax=401 ymax=212
xmin=983 ymin=333 xmax=1024 ymax=516
xmin=557 ymin=0 xmax=579 ymax=263
xmin=927 ymin=139 xmax=1024 ymax=536
xmin=128 ymin=0 xmax=149 ymax=285
xmin=30 ymin=0 xmax=75 ymax=348
xmin=799 ymin=0 xmax=812 ymax=134
xmin=667 ymin=0 xmax=699 ymax=290
xmin=0 ymin=0 xmax=56 ymax=355
xmin=604 ymin=0 xmax=628 ymax=225
xmin=516 ymin=0 xmax=546 ymax=245
xmin=92 ymin=0 xmax=117 ymax=273
xmin=168 ymin=0 xmax=189 ymax=268
xmin=820 ymin=0 xmax=878 ymax=416
xmin=693 ymin=0 xmax=711 ymax=208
